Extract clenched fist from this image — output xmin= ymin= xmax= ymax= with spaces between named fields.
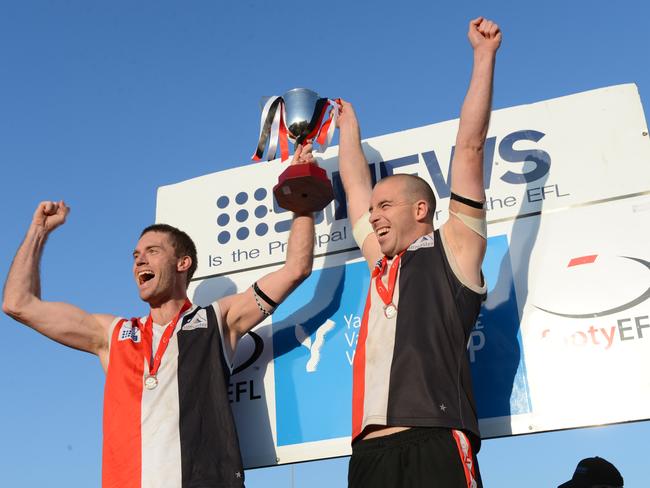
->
xmin=336 ymin=100 xmax=359 ymax=131
xmin=468 ymin=17 xmax=501 ymax=53
xmin=32 ymin=200 xmax=70 ymax=233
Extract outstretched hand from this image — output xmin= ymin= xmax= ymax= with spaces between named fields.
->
xmin=468 ymin=17 xmax=501 ymax=53
xmin=32 ymin=200 xmax=70 ymax=233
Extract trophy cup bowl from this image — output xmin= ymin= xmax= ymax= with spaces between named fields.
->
xmin=283 ymin=88 xmax=320 ymax=145
xmin=272 ymin=88 xmax=334 ymax=213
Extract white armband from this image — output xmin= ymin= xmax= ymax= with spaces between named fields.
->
xmin=352 ymin=212 xmax=374 ymax=249
xmin=448 ymin=210 xmax=487 ymax=239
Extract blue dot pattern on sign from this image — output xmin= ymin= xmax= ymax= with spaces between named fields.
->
xmin=217 ymin=214 xmax=230 ymax=226
xmin=218 ymin=231 xmax=230 ymax=244
xmin=215 ymin=187 xmax=274 ymax=244
xmin=275 ymin=220 xmax=292 ymax=233
xmin=236 ymin=209 xmax=249 ymax=222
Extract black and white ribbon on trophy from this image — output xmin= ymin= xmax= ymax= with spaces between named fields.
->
xmin=252 ymin=95 xmax=340 ymax=162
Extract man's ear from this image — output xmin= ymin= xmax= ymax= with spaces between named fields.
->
xmin=177 ymin=256 xmax=192 ymax=273
xmin=414 ymin=200 xmax=429 ymax=222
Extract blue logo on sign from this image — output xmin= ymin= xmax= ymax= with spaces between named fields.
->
xmin=272 ymin=262 xmax=370 ymax=446
xmin=216 ymin=188 xmax=270 ymax=244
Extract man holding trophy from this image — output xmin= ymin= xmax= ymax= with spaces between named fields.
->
xmin=338 ymin=17 xmax=501 ymax=488
xmin=2 ymin=145 xmax=317 ymax=487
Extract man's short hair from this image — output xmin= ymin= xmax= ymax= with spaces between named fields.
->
xmin=378 ymin=174 xmax=437 ymax=221
xmin=140 ymin=224 xmax=198 ymax=287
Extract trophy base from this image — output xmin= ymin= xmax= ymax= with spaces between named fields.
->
xmin=273 ymin=163 xmax=334 ymax=213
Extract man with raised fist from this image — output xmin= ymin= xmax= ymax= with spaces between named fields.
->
xmin=337 ymin=17 xmax=501 ymax=488
xmin=3 ymin=145 xmax=317 ymax=487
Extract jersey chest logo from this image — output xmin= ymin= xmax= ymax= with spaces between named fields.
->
xmin=117 ymin=320 xmax=142 ymax=343
xmin=182 ymin=308 xmax=208 ymax=331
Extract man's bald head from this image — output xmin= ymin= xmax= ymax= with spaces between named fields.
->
xmin=376 ymin=174 xmax=437 ymax=221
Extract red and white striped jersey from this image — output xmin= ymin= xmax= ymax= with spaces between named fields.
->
xmin=102 ymin=303 xmax=244 ymax=488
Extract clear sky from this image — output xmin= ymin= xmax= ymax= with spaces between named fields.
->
xmin=1 ymin=1 xmax=649 ymax=486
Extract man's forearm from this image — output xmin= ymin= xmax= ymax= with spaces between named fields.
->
xmin=456 ymin=50 xmax=497 ymax=151
xmin=283 ymin=213 xmax=315 ymax=282
xmin=340 ymin=128 xmax=372 ymax=191
xmin=449 ymin=18 xmax=501 ymax=201
xmin=3 ymin=225 xmax=48 ymax=314
xmin=337 ymin=102 xmax=374 ymax=225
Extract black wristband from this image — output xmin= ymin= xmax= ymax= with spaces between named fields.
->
xmin=450 ymin=192 xmax=484 ymax=209
xmin=252 ymin=282 xmax=278 ymax=308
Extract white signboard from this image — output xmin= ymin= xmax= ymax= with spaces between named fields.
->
xmin=156 ymin=84 xmax=650 ymax=468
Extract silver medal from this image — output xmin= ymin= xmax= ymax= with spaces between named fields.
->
xmin=144 ymin=375 xmax=158 ymax=390
xmin=384 ymin=303 xmax=397 ymax=319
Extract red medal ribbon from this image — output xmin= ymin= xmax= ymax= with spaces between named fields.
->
xmin=373 ymin=250 xmax=405 ymax=309
xmin=141 ymin=299 xmax=192 ymax=378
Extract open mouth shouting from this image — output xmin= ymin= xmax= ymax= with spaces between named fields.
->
xmin=137 ymin=269 xmax=156 ymax=287
xmin=375 ymin=226 xmax=391 ymax=244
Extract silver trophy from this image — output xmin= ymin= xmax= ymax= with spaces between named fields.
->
xmin=283 ymin=88 xmax=325 ymax=145
xmin=252 ymin=88 xmax=337 ymax=213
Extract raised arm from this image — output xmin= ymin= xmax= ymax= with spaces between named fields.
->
xmin=218 ymin=145 xmax=316 ymax=352
xmin=443 ymin=17 xmax=502 ymax=287
xmin=2 ymin=201 xmax=114 ymax=369
xmin=337 ymin=101 xmax=382 ymax=268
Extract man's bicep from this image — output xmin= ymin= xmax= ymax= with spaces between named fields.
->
xmin=442 ymin=205 xmax=487 ymax=288
xmin=351 ymin=209 xmax=381 ymax=270
xmin=346 ymin=182 xmax=373 ymax=225
xmin=220 ymin=269 xmax=287 ymax=340
xmin=359 ymin=231 xmax=382 ymax=271
xmin=450 ymin=147 xmax=486 ymax=202
xmin=11 ymin=299 xmax=114 ymax=356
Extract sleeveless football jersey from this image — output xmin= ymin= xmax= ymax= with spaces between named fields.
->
xmin=352 ymin=230 xmax=487 ymax=446
xmin=102 ymin=303 xmax=244 ymax=488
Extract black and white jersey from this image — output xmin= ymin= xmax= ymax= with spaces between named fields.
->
xmin=352 ymin=230 xmax=486 ymax=447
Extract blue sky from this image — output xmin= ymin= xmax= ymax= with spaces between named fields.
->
xmin=1 ymin=1 xmax=649 ymax=486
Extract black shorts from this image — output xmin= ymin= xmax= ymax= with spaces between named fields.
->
xmin=348 ymin=427 xmax=482 ymax=488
